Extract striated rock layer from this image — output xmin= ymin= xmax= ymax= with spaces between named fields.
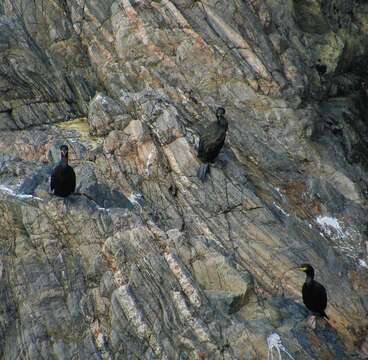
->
xmin=0 ymin=0 xmax=368 ymax=358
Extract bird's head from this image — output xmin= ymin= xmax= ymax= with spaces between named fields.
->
xmin=216 ymin=107 xmax=227 ymax=128
xmin=60 ymin=145 xmax=69 ymax=158
xmin=298 ymin=263 xmax=314 ymax=277
xmin=216 ymin=107 xmax=226 ymax=117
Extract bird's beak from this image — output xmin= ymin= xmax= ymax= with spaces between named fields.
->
xmin=298 ymin=267 xmax=308 ymax=272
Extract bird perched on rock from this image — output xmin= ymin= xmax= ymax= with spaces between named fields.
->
xmin=197 ymin=107 xmax=228 ymax=181
xmin=298 ymin=264 xmax=328 ymax=328
xmin=50 ymin=145 xmax=76 ymax=197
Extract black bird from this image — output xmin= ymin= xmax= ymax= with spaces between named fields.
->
xmin=50 ymin=145 xmax=76 ymax=197
xmin=197 ymin=107 xmax=228 ymax=181
xmin=315 ymin=63 xmax=327 ymax=76
xmin=298 ymin=264 xmax=329 ymax=320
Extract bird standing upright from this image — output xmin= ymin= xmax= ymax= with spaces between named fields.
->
xmin=51 ymin=145 xmax=76 ymax=197
xmin=298 ymin=264 xmax=328 ymax=328
xmin=197 ymin=107 xmax=228 ymax=182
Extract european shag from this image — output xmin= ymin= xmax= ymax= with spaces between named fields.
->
xmin=315 ymin=64 xmax=327 ymax=76
xmin=50 ymin=145 xmax=76 ymax=197
xmin=298 ymin=264 xmax=329 ymax=320
xmin=197 ymin=107 xmax=228 ymax=181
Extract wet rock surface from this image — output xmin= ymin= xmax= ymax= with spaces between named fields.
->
xmin=0 ymin=0 xmax=368 ymax=359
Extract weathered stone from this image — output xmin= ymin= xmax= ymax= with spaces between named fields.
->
xmin=88 ymin=92 xmax=132 ymax=136
xmin=0 ymin=0 xmax=368 ymax=359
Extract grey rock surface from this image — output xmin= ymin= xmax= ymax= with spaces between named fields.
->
xmin=0 ymin=0 xmax=368 ymax=359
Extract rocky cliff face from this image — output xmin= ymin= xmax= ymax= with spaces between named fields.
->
xmin=0 ymin=0 xmax=368 ymax=359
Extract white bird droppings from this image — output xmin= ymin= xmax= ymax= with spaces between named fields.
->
xmin=0 ymin=185 xmax=43 ymax=201
xmin=273 ymin=202 xmax=290 ymax=217
xmin=128 ymin=192 xmax=143 ymax=210
xmin=316 ymin=216 xmax=346 ymax=240
xmin=267 ymin=333 xmax=295 ymax=360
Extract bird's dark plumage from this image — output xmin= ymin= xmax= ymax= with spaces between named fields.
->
xmin=299 ymin=263 xmax=329 ymax=319
xmin=51 ymin=145 xmax=76 ymax=197
xmin=197 ymin=107 xmax=228 ymax=181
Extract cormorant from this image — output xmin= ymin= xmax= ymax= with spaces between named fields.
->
xmin=313 ymin=59 xmax=327 ymax=76
xmin=197 ymin=107 xmax=228 ymax=181
xmin=315 ymin=63 xmax=327 ymax=76
xmin=50 ymin=145 xmax=76 ymax=197
xmin=298 ymin=264 xmax=329 ymax=322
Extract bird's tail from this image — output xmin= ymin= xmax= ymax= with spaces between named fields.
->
xmin=321 ymin=310 xmax=329 ymax=320
xmin=197 ymin=163 xmax=210 ymax=182
xmin=73 ymin=192 xmax=98 ymax=204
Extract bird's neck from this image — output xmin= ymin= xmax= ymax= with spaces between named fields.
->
xmin=60 ymin=155 xmax=68 ymax=166
xmin=217 ymin=116 xmax=228 ymax=129
xmin=305 ymin=272 xmax=314 ymax=285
